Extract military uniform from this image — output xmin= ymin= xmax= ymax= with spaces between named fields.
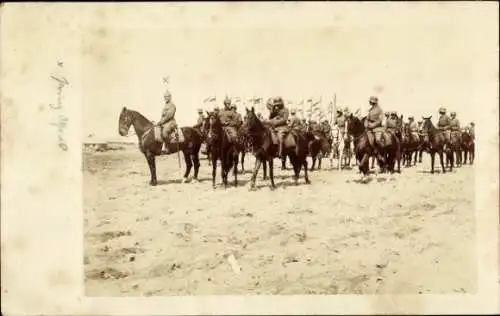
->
xmin=365 ymin=96 xmax=384 ymax=149
xmin=157 ymin=90 xmax=177 ymax=152
xmin=288 ymin=111 xmax=302 ymax=130
xmin=218 ymin=98 xmax=240 ymax=144
xmin=385 ymin=114 xmax=398 ymax=136
xmin=437 ymin=108 xmax=451 ymax=144
xmin=321 ymin=120 xmax=332 ymax=138
xmin=449 ymin=112 xmax=461 ymax=144
xmin=407 ymin=117 xmax=420 ymax=143
xmin=194 ymin=109 xmax=205 ymax=129
xmin=469 ymin=123 xmax=475 ymax=139
xmin=231 ymin=105 xmax=243 ymax=128
xmin=268 ymin=98 xmax=289 ymax=157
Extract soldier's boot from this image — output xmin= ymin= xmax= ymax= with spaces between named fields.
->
xmin=278 ymin=135 xmax=285 ymax=158
xmin=162 ymin=139 xmax=170 ymax=155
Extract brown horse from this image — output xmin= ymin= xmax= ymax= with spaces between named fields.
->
xmin=421 ymin=116 xmax=453 ymax=173
xmin=118 ymin=107 xmax=202 ymax=185
xmin=307 ymin=127 xmax=324 ymax=171
xmin=347 ymin=115 xmax=401 ymax=177
xmin=206 ymin=111 xmax=239 ymax=188
xmin=461 ymin=128 xmax=475 ymax=164
xmin=401 ymin=122 xmax=420 ymax=167
xmin=244 ymin=107 xmax=310 ymax=189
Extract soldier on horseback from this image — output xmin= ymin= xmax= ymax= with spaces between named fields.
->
xmin=288 ymin=109 xmax=302 ymax=130
xmin=218 ymin=96 xmax=240 ymax=145
xmin=408 ymin=115 xmax=420 ymax=143
xmin=334 ymin=108 xmax=346 ymax=138
xmin=383 ymin=111 xmax=390 ymax=127
xmin=365 ymin=95 xmax=385 ymax=154
xmin=156 ymin=89 xmax=177 ymax=154
xmin=385 ymin=111 xmax=398 ymax=136
xmin=267 ymin=97 xmax=289 ymax=158
xmin=231 ymin=104 xmax=243 ymax=128
xmin=449 ymin=111 xmax=461 ymax=144
xmin=437 ymin=107 xmax=451 ymax=146
xmin=193 ymin=108 xmax=205 ymax=129
xmin=321 ymin=120 xmax=332 ymax=139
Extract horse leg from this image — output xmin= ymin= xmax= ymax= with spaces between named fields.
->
xmin=430 ymin=151 xmax=435 ymax=174
xmin=359 ymin=153 xmax=369 ymax=178
xmin=439 ymin=150 xmax=446 ymax=173
xmin=318 ymin=155 xmax=322 ymax=170
xmin=303 ymin=155 xmax=311 ymax=184
xmin=281 ymin=156 xmax=287 ymax=170
xmin=233 ymin=152 xmax=238 ymax=187
xmin=292 ymin=157 xmax=300 ymax=185
xmin=250 ymin=157 xmax=262 ymax=190
xmin=211 ymin=156 xmax=217 ymax=189
xmin=182 ymin=151 xmax=192 ymax=183
xmin=221 ymin=159 xmax=228 ymax=188
xmin=192 ymin=152 xmax=200 ymax=182
xmin=311 ymin=155 xmax=316 ymax=171
xmin=145 ymin=153 xmax=157 ymax=186
xmin=268 ymin=157 xmax=276 ymax=189
xmin=448 ymin=149 xmax=453 ymax=172
xmin=262 ymin=159 xmax=268 ymax=180
xmin=240 ymin=151 xmax=245 ymax=173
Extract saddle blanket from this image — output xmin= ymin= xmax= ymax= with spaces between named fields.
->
xmin=153 ymin=126 xmax=185 ymax=143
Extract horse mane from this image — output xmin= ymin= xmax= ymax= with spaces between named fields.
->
xmin=127 ymin=108 xmax=153 ymax=127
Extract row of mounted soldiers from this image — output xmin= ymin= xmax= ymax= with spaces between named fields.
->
xmin=155 ymin=89 xmax=474 ymax=160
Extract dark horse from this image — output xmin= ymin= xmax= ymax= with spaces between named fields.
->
xmin=206 ymin=111 xmax=239 ymax=188
xmin=420 ymin=116 xmax=453 ymax=173
xmin=118 ymin=107 xmax=203 ymax=185
xmin=244 ymin=107 xmax=310 ymax=189
xmin=347 ymin=115 xmax=401 ymax=177
xmin=461 ymin=128 xmax=475 ymax=164
xmin=307 ymin=127 xmax=333 ymax=171
xmin=401 ymin=122 xmax=421 ymax=167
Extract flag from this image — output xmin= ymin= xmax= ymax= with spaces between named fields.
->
xmin=203 ymin=96 xmax=216 ymax=103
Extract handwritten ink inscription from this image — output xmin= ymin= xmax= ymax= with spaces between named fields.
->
xmin=49 ymin=66 xmax=69 ymax=151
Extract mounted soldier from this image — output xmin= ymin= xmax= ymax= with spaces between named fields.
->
xmin=437 ymin=107 xmax=451 ymax=146
xmin=365 ymin=95 xmax=385 ymax=153
xmin=156 ymin=89 xmax=177 ymax=154
xmin=267 ymin=96 xmax=289 ymax=158
xmin=231 ymin=104 xmax=243 ymax=128
xmin=334 ymin=108 xmax=347 ymax=138
xmin=321 ymin=120 xmax=332 ymax=140
xmin=193 ymin=108 xmax=205 ymax=129
xmin=449 ymin=111 xmax=461 ymax=144
xmin=218 ymin=96 xmax=240 ymax=145
xmin=385 ymin=111 xmax=398 ymax=137
xmin=408 ymin=115 xmax=420 ymax=143
xmin=383 ymin=111 xmax=390 ymax=128
xmin=288 ymin=108 xmax=302 ymax=130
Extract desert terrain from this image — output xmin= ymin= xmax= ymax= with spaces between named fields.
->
xmin=84 ymin=145 xmax=476 ymax=296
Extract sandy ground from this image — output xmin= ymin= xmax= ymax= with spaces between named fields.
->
xmin=84 ymin=145 xmax=476 ymax=296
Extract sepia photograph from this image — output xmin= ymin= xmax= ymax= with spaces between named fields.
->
xmin=2 ymin=2 xmax=499 ymax=315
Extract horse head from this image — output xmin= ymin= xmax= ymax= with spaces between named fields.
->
xmin=244 ymin=106 xmax=263 ymax=133
xmin=201 ymin=111 xmax=212 ymax=140
xmin=118 ymin=107 xmax=132 ymax=136
xmin=346 ymin=114 xmax=365 ymax=137
xmin=207 ymin=111 xmax=222 ymax=143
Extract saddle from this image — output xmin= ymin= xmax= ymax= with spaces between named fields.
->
xmin=153 ymin=125 xmax=185 ymax=144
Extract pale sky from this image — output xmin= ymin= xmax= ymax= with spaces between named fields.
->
xmin=81 ymin=3 xmax=498 ymax=140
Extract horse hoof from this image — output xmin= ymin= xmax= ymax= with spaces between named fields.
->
xmin=182 ymin=178 xmax=189 ymax=184
xmin=191 ymin=178 xmax=199 ymax=183
xmin=305 ymin=179 xmax=311 ymax=184
xmin=149 ymin=180 xmax=157 ymax=186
